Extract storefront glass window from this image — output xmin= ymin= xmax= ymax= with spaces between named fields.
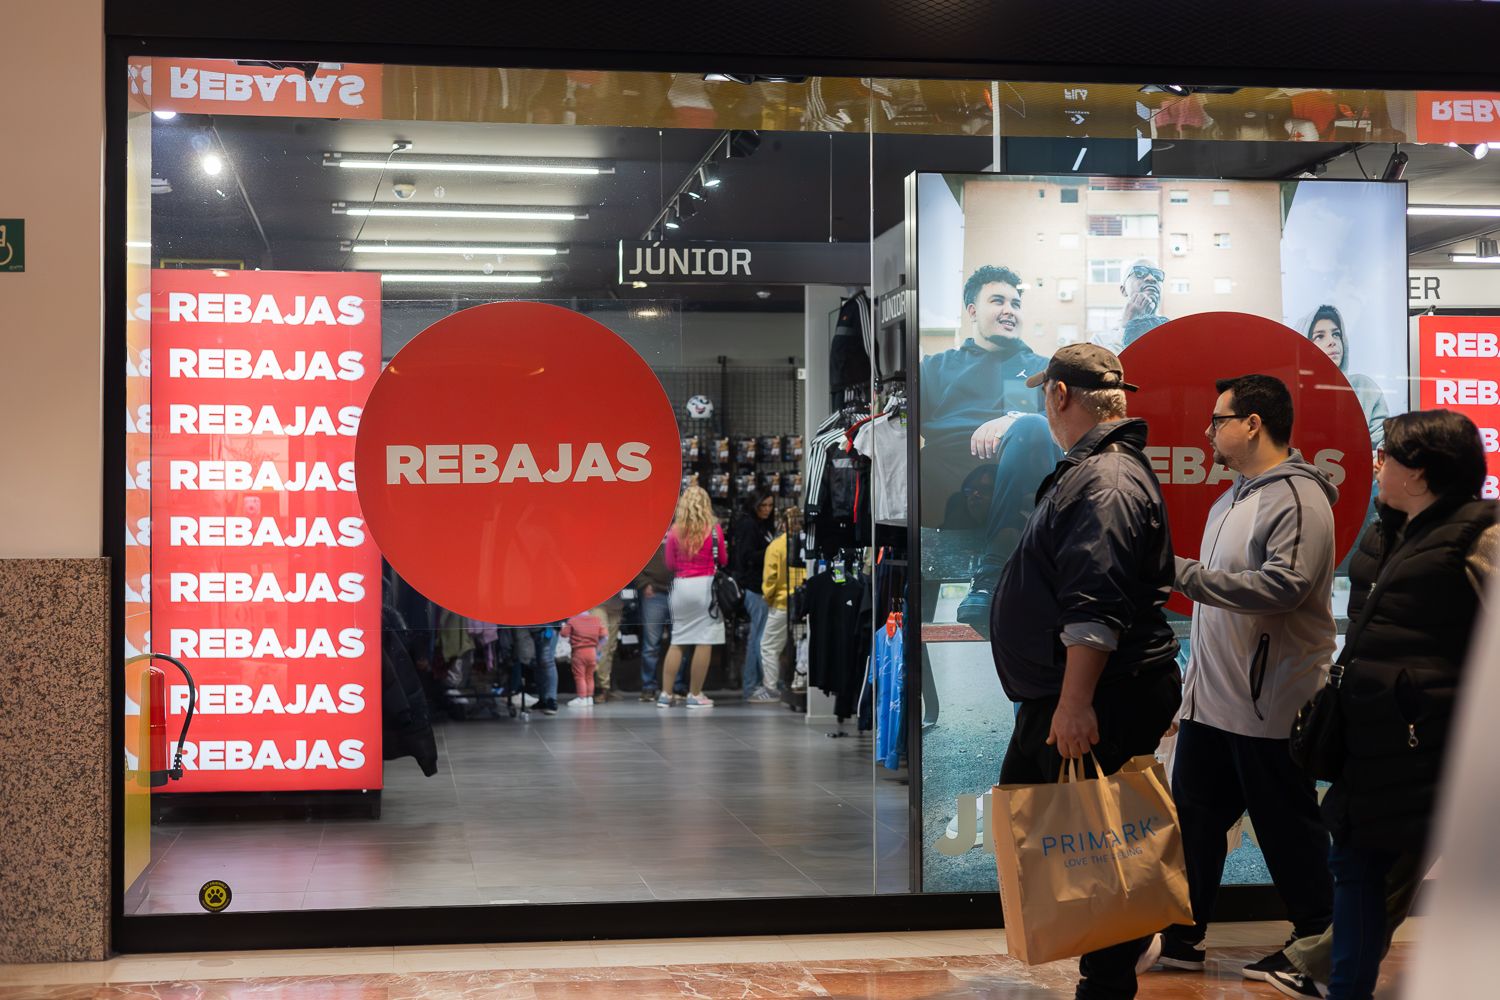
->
xmin=116 ymin=57 xmax=1498 ymax=926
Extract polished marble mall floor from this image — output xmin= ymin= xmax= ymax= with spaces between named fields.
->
xmin=0 ymin=921 xmax=1417 ymax=998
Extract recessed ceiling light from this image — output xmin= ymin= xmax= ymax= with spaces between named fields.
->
xmin=1407 ymin=206 xmax=1500 ymax=218
xmin=325 ymin=153 xmax=612 ymax=176
xmin=347 ymin=243 xmax=563 ymax=256
xmin=379 ymin=273 xmax=549 ymax=285
xmin=201 ymin=153 xmax=224 ymax=176
xmin=153 ymin=110 xmax=177 ymax=121
xmin=334 ymin=203 xmax=585 ymax=221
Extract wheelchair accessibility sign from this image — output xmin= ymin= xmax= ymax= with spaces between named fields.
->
xmin=0 ymin=220 xmax=22 ymax=272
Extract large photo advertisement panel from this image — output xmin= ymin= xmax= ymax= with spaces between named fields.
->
xmin=914 ymin=173 xmax=1406 ymax=893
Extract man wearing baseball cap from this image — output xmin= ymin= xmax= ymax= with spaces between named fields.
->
xmin=991 ymin=344 xmax=1182 ymax=1000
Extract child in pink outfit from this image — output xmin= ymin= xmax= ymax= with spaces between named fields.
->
xmin=562 ymin=610 xmax=608 ymax=705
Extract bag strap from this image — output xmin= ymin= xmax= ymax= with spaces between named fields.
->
xmin=1056 ymin=752 xmax=1106 ymax=784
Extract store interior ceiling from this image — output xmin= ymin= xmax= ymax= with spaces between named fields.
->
xmin=145 ymin=115 xmax=1500 ymax=304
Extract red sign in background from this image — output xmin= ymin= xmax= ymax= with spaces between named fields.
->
xmin=128 ymin=58 xmax=383 ymax=120
xmin=1414 ymin=92 xmax=1500 ymax=145
xmin=355 ymin=302 xmax=682 ymax=626
xmin=151 ymin=270 xmax=383 ymax=792
xmin=1418 ymin=315 xmax=1500 ymax=500
xmin=1120 ymin=313 xmax=1375 ymax=616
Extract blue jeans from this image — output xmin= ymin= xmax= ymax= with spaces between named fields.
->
xmin=1328 ymin=841 xmax=1401 ymax=1000
xmin=978 ymin=413 xmax=1063 ymax=576
xmin=639 ymin=591 xmax=671 ymax=691
xmin=528 ymin=627 xmax=559 ymax=702
xmin=740 ymin=591 xmax=770 ymax=695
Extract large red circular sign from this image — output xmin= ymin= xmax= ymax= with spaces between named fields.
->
xmin=355 ymin=302 xmax=681 ymax=624
xmin=1120 ymin=312 xmax=1373 ymax=616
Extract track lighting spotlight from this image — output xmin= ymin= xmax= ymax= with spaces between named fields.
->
xmin=1381 ymin=149 xmax=1408 ymax=181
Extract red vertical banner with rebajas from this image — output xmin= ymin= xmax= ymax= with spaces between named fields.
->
xmin=151 ymin=270 xmax=383 ymax=792
xmin=1418 ymin=315 xmax=1500 ymax=500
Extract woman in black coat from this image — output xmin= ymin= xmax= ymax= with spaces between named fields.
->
xmin=1319 ymin=410 xmax=1497 ymax=1000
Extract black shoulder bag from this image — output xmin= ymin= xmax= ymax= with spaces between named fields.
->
xmin=709 ymin=528 xmax=745 ymax=621
xmin=1289 ymin=661 xmax=1345 ymax=781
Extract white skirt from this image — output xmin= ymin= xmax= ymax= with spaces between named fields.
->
xmin=669 ymin=575 xmax=725 ymax=645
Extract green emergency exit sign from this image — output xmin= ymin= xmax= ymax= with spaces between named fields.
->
xmin=0 ymin=219 xmax=23 ymax=272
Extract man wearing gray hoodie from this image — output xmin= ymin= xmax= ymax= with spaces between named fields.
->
xmin=1142 ymin=375 xmax=1336 ymax=980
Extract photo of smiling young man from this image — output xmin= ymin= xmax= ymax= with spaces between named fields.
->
xmin=917 ymin=266 xmax=1063 ymax=635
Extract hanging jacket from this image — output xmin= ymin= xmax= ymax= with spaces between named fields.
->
xmin=990 ymin=418 xmax=1179 ymax=701
xmin=381 ymin=604 xmax=438 ymax=777
xmin=1322 ymin=497 xmax=1498 ymax=853
xmin=1175 ymin=451 xmax=1339 ymax=739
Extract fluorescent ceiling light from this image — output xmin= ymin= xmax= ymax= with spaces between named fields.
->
xmin=1408 ymin=205 xmax=1500 ymax=218
xmin=334 ymin=203 xmax=585 ymax=221
xmin=325 ymin=153 xmax=610 ymax=176
xmin=1449 ymin=255 xmax=1500 ymax=264
xmin=349 ymin=243 xmax=563 ymax=256
xmin=379 ymin=273 xmax=548 ymax=285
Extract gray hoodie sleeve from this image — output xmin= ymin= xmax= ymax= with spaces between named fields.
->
xmin=1175 ymin=478 xmax=1334 ymax=614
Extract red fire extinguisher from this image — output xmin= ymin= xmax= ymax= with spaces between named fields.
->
xmin=128 ymin=653 xmax=197 ymax=787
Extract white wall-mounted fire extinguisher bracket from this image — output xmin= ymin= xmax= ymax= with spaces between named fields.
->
xmin=127 ymin=653 xmax=197 ymax=787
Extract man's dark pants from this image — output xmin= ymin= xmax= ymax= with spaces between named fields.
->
xmin=999 ymin=666 xmax=1182 ymax=1000
xmin=1165 ymin=719 xmax=1332 ymax=945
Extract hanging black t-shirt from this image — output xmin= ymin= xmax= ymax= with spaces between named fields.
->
xmin=805 ymin=569 xmax=871 ymax=720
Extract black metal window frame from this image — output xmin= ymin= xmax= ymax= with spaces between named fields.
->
xmin=104 ymin=0 xmax=1500 ymax=953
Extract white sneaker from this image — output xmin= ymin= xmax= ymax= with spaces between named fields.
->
xmin=568 ymin=696 xmax=593 ymax=708
xmin=656 ymin=692 xmax=673 ymax=709
xmin=685 ymin=694 xmax=715 ymax=709
xmin=748 ymin=687 xmax=778 ymax=703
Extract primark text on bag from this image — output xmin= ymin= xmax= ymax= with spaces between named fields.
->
xmin=991 ymin=754 xmax=1192 ymax=966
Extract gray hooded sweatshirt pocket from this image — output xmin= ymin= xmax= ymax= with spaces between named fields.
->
xmin=1176 ymin=451 xmax=1339 ymax=739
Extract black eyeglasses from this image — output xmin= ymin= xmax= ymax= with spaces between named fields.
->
xmin=1208 ymin=413 xmax=1248 ymax=433
xmin=1129 ymin=265 xmax=1165 ymax=282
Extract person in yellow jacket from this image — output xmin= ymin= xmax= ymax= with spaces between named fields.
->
xmin=755 ymin=507 xmax=806 ymax=703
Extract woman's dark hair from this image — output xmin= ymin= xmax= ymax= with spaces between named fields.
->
xmin=742 ymin=488 xmax=775 ymax=519
xmin=1382 ymin=409 xmax=1487 ymax=499
xmin=1305 ymin=304 xmax=1348 ymax=373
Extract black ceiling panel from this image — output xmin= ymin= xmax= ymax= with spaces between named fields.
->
xmin=110 ymin=1 xmax=1500 ymax=92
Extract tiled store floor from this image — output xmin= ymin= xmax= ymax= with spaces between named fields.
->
xmin=135 ymin=699 xmax=910 ymax=913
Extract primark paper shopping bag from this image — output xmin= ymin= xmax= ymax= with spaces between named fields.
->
xmin=991 ymin=755 xmax=1192 ymax=966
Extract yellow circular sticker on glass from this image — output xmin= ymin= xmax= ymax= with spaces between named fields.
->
xmin=198 ymin=880 xmax=232 ymax=913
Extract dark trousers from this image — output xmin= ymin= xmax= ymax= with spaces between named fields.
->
xmin=1328 ymin=843 xmax=1404 ymax=1000
xmin=1000 ymin=666 xmax=1182 ymax=1000
xmin=1166 ymin=719 xmax=1333 ymax=945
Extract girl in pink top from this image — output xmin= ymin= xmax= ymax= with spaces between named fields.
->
xmin=659 ymin=486 xmax=728 ymax=709
xmin=562 ymin=609 xmax=608 ymax=707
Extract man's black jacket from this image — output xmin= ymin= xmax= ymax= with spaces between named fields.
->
xmin=989 ymin=417 xmax=1179 ymax=701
